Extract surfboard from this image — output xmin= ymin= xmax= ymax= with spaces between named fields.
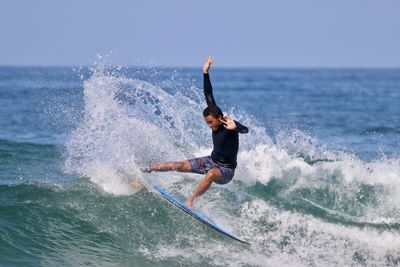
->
xmin=148 ymin=182 xmax=250 ymax=245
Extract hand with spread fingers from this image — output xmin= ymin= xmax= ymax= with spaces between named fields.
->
xmin=219 ymin=116 xmax=237 ymax=130
xmin=203 ymin=56 xmax=214 ymax=74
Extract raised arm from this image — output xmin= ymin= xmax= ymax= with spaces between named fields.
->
xmin=203 ymin=56 xmax=216 ymax=107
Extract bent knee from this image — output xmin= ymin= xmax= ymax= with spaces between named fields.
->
xmin=207 ymin=168 xmax=222 ymax=181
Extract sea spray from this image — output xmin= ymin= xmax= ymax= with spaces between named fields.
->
xmin=65 ymin=65 xmax=210 ymax=194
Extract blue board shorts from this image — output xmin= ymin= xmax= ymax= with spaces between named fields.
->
xmin=188 ymin=156 xmax=235 ymax=185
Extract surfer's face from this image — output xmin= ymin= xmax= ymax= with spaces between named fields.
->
xmin=204 ymin=114 xmax=222 ymax=131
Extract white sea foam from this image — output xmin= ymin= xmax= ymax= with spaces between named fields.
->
xmin=143 ymin=198 xmax=400 ymax=266
xmin=65 ymin=66 xmax=206 ymax=194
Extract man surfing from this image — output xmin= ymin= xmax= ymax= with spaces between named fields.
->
xmin=141 ymin=56 xmax=249 ymax=209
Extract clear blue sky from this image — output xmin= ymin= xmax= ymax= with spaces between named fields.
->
xmin=1 ymin=0 xmax=399 ymax=67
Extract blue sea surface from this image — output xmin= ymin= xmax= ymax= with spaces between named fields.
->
xmin=1 ymin=66 xmax=399 ymax=266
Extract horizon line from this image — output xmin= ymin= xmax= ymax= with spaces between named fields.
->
xmin=1 ymin=64 xmax=399 ymax=70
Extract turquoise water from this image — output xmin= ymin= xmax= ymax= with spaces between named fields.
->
xmin=1 ymin=65 xmax=400 ymax=266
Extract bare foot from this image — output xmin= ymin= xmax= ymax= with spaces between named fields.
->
xmin=185 ymin=199 xmax=194 ymax=210
xmin=131 ymin=180 xmax=143 ymax=189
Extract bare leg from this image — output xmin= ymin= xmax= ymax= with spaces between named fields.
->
xmin=185 ymin=168 xmax=222 ymax=209
xmin=144 ymin=160 xmax=192 ymax=173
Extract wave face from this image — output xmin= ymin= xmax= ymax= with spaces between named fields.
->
xmin=1 ymin=66 xmax=400 ymax=266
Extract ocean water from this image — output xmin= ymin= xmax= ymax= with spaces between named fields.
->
xmin=1 ymin=64 xmax=400 ymax=266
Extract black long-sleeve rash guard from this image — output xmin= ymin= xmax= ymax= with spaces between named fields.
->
xmin=203 ymin=73 xmax=249 ymax=169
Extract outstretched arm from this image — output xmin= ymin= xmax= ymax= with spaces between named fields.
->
xmin=203 ymin=56 xmax=217 ymax=107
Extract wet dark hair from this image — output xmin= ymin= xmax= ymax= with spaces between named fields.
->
xmin=203 ymin=105 xmax=223 ymax=118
